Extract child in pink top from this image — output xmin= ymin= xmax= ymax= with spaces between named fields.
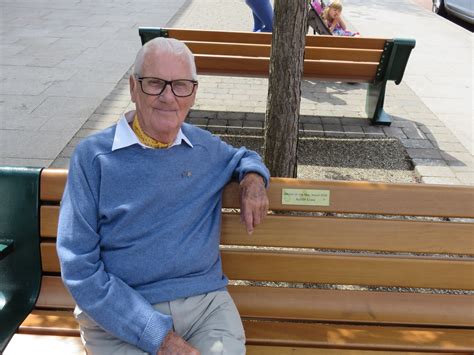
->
xmin=322 ymin=0 xmax=359 ymax=37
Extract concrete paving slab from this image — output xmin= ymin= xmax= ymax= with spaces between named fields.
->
xmin=0 ymin=0 xmax=187 ymax=166
xmin=0 ymin=130 xmax=74 ymax=159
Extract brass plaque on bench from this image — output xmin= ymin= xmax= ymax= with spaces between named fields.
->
xmin=282 ymin=189 xmax=330 ymax=206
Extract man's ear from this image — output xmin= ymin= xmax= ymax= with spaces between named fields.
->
xmin=129 ymin=75 xmax=137 ymax=103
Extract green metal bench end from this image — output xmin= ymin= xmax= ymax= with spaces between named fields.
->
xmin=0 ymin=167 xmax=43 ymax=352
xmin=139 ymin=27 xmax=169 ymax=45
xmin=367 ymin=37 xmax=416 ymax=125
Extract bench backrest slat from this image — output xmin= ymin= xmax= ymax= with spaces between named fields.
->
xmin=221 ymin=250 xmax=474 ymax=290
xmin=36 ymin=276 xmax=474 ymax=328
xmin=164 ymin=28 xmax=272 ymax=44
xmin=305 ymin=47 xmax=382 ymax=62
xmin=40 ymin=169 xmax=68 ymax=202
xmin=143 ymin=28 xmax=387 ymax=50
xmin=223 ymin=179 xmax=474 ymax=218
xmin=221 ymin=214 xmax=474 ymax=255
xmin=184 ymin=41 xmax=382 ymax=63
xmin=40 ymin=171 xmax=474 ymax=218
xmin=39 ymin=242 xmax=474 ymax=290
xmin=195 ymin=55 xmax=378 ymax=81
xmin=41 ymin=208 xmax=474 ymax=255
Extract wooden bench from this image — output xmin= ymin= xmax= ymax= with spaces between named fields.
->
xmin=138 ymin=27 xmax=415 ymax=126
xmin=1 ymin=166 xmax=473 ymax=354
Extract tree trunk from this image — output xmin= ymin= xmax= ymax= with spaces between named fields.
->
xmin=263 ymin=0 xmax=308 ymax=178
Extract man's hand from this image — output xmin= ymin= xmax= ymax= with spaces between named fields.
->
xmin=240 ymin=173 xmax=269 ymax=235
xmin=157 ymin=332 xmax=200 ymax=355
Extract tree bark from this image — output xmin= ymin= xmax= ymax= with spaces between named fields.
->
xmin=263 ymin=0 xmax=308 ymax=178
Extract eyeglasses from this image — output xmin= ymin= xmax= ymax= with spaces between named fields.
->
xmin=136 ymin=76 xmax=198 ymax=97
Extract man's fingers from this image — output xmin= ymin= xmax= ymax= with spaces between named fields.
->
xmin=241 ymin=199 xmax=268 ymax=235
xmin=241 ymin=204 xmax=254 ymax=235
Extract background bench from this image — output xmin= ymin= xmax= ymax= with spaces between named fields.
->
xmin=138 ymin=27 xmax=415 ymax=125
xmin=1 ymin=166 xmax=473 ymax=354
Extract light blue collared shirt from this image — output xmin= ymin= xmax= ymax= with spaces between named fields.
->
xmin=112 ymin=112 xmax=193 ymax=151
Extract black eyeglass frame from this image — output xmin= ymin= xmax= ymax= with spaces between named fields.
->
xmin=135 ymin=76 xmax=198 ymax=97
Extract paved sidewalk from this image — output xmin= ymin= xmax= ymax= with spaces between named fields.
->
xmin=1 ymin=0 xmax=472 ymax=185
xmin=0 ymin=0 xmax=186 ymax=166
xmin=344 ymin=0 xmax=473 ymax=156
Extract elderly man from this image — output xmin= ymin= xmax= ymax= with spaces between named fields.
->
xmin=57 ymin=37 xmax=269 ymax=355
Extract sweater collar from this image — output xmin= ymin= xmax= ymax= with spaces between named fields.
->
xmin=112 ymin=111 xmax=193 ymax=151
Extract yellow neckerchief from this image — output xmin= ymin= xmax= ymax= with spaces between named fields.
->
xmin=132 ymin=114 xmax=170 ymax=149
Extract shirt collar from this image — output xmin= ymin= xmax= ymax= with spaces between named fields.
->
xmin=112 ymin=111 xmax=193 ymax=151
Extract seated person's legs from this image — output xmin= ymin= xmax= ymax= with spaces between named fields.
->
xmin=75 ymin=305 xmax=152 ymax=355
xmin=175 ymin=291 xmax=245 ymax=355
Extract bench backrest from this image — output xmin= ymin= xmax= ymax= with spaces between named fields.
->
xmin=37 ymin=169 xmax=474 ymax=328
xmin=138 ymin=27 xmax=415 ymax=83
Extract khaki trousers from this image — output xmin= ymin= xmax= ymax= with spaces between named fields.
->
xmin=75 ymin=290 xmax=246 ymax=355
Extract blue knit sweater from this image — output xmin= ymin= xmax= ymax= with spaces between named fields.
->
xmin=57 ymin=122 xmax=269 ymax=354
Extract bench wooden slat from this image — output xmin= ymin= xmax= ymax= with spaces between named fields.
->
xmin=40 ymin=205 xmax=58 ymax=238
xmin=13 ymin=334 xmax=460 ymax=355
xmin=3 ymin=334 xmax=84 ymax=355
xmin=185 ymin=41 xmax=271 ymax=58
xmin=164 ymin=28 xmax=387 ymax=50
xmin=165 ymin=28 xmax=273 ymax=44
xmin=247 ymin=346 xmax=464 ymax=355
xmin=222 ymin=179 xmax=474 ymax=218
xmin=41 ymin=206 xmax=474 ymax=255
xmin=36 ymin=276 xmax=74 ymax=309
xmin=195 ymin=54 xmax=269 ymax=77
xmin=304 ymin=59 xmax=378 ymax=81
xmin=243 ymin=320 xmax=474 ymax=352
xmin=40 ymin=169 xmax=67 ymax=202
xmin=16 ymin=312 xmax=474 ymax=353
xmin=184 ymin=41 xmax=382 ymax=62
xmin=305 ymin=47 xmax=382 ymax=62
xmin=264 ymin=178 xmax=474 ymax=217
xmin=40 ymin=243 xmax=474 ymax=290
xmin=305 ymin=35 xmax=387 ymax=50
xmin=222 ymin=250 xmax=474 ymax=290
xmin=230 ymin=285 xmax=474 ymax=327
xmin=36 ymin=276 xmax=474 ymax=327
xmin=42 ymin=174 xmax=473 ymax=219
xmin=22 ymin=310 xmax=78 ymax=330
xmin=221 ymin=214 xmax=474 ymax=255
xmin=195 ymin=55 xmax=379 ymax=81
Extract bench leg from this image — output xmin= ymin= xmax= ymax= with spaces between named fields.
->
xmin=366 ymin=81 xmax=392 ymax=126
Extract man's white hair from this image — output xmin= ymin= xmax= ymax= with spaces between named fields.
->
xmin=133 ymin=37 xmax=197 ymax=79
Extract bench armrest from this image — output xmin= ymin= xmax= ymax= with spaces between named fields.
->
xmin=139 ymin=27 xmax=169 ymax=45
xmin=386 ymin=38 xmax=416 ymax=84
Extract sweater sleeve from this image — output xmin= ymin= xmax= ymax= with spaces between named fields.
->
xmin=56 ymin=146 xmax=172 ymax=354
xmin=233 ymin=147 xmax=270 ymax=187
